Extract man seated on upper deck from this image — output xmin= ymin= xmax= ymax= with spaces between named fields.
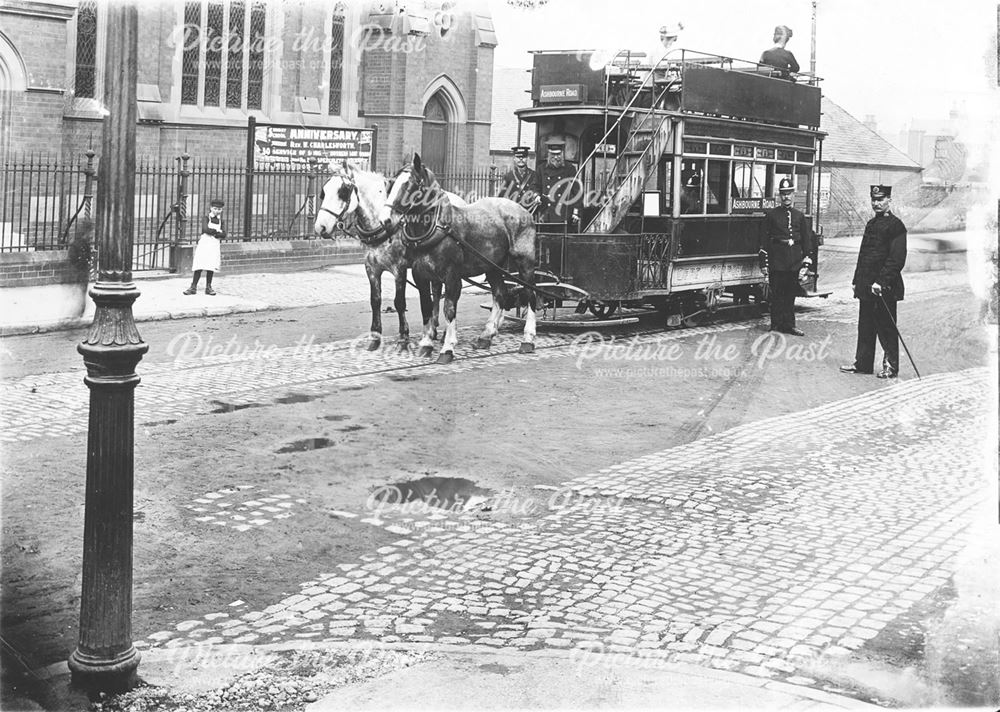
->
xmin=759 ymin=25 xmax=800 ymax=80
xmin=535 ymin=140 xmax=581 ymax=227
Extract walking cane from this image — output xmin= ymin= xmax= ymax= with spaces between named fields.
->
xmin=878 ymin=293 xmax=921 ymax=380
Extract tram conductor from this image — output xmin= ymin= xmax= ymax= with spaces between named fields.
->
xmin=760 ymin=178 xmax=814 ymax=335
xmin=535 ymin=140 xmax=581 ymax=227
xmin=500 ymin=146 xmax=539 ymax=211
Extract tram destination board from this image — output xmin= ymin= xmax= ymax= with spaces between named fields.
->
xmin=731 ymin=197 xmax=777 ymax=214
xmin=249 ymin=120 xmax=375 ymax=169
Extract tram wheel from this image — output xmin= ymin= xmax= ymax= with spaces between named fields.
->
xmin=588 ymin=301 xmax=619 ymax=318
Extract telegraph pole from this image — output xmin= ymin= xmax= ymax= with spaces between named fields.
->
xmin=68 ymin=0 xmax=146 ymax=693
xmin=810 ymin=0 xmax=817 ymax=76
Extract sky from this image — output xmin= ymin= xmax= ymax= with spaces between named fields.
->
xmin=487 ymin=0 xmax=999 ymax=140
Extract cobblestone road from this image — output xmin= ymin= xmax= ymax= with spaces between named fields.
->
xmin=1 ymin=320 xmax=749 ymax=444
xmin=0 ymin=270 xmax=965 ymax=445
xmin=135 ymin=367 xmax=992 ymax=701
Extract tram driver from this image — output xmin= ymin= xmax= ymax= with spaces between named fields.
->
xmin=500 ymin=146 xmax=539 ymax=212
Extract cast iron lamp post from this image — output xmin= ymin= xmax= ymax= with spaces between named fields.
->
xmin=68 ymin=0 xmax=146 ymax=692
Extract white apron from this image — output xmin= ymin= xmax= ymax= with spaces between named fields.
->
xmin=191 ymin=216 xmax=222 ymax=272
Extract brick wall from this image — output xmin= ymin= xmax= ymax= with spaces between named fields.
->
xmin=8 ymin=3 xmax=496 ymax=169
xmin=0 ymin=250 xmax=88 ymax=288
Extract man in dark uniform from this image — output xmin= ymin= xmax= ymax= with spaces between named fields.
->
xmin=499 ymin=146 xmax=538 ymax=211
xmin=840 ymin=185 xmax=907 ymax=378
xmin=535 ymin=140 xmax=581 ymax=226
xmin=759 ymin=177 xmax=814 ymax=335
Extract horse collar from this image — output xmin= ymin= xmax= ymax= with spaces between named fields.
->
xmin=401 ymin=200 xmax=451 ymax=247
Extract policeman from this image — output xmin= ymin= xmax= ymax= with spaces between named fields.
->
xmin=499 ymin=146 xmax=538 ymax=211
xmin=840 ymin=185 xmax=907 ymax=378
xmin=535 ymin=140 xmax=580 ymax=226
xmin=759 ymin=177 xmax=814 ymax=335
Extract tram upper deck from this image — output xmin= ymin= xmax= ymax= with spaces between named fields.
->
xmin=517 ymin=48 xmax=822 ymax=128
xmin=515 ymin=49 xmax=826 ymax=238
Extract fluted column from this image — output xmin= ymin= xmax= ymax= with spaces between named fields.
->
xmin=68 ymin=0 xmax=146 ymax=692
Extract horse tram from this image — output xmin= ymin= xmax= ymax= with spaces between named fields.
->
xmin=509 ymin=47 xmax=828 ymax=328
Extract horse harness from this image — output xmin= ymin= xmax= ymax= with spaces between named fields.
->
xmin=319 ymin=180 xmax=392 ymax=246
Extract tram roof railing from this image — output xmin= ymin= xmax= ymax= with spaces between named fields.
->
xmin=528 ymin=47 xmax=822 ymax=88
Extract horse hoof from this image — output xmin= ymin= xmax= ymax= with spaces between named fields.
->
xmin=474 ymin=337 xmax=492 ymax=350
xmin=518 ymin=342 xmax=535 ymax=354
xmin=418 ymin=345 xmax=434 ymax=358
xmin=397 ymin=342 xmax=411 ymax=353
xmin=436 ymin=351 xmax=454 ymax=365
xmin=367 ymin=339 xmax=381 ymax=352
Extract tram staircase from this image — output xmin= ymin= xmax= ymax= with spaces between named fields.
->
xmin=584 ymin=109 xmax=672 ymax=234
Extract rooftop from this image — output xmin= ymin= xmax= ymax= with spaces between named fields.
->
xmin=820 ymin=98 xmax=922 ymax=170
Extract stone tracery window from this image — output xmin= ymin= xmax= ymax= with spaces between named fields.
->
xmin=328 ymin=4 xmax=345 ymax=115
xmin=74 ymin=1 xmax=99 ymax=99
xmin=181 ymin=0 xmax=266 ymax=111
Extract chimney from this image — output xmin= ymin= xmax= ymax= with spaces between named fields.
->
xmin=863 ymin=114 xmax=877 ymax=132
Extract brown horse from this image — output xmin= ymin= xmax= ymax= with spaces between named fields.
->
xmin=387 ymin=153 xmax=538 ymax=364
xmin=314 ymin=162 xmax=441 ymax=352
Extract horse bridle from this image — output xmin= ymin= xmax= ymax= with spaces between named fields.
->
xmin=393 ymin=169 xmax=451 ymax=246
xmin=319 ymin=179 xmax=392 ymax=246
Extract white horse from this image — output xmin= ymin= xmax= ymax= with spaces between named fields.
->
xmin=314 ymin=161 xmax=465 ymax=353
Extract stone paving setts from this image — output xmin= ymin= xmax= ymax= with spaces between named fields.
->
xmin=140 ymin=368 xmax=991 ymax=699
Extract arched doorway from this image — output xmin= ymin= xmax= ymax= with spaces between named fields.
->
xmin=421 ymin=92 xmax=449 ymax=174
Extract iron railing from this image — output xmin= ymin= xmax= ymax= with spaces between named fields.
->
xmin=2 ymin=155 xmax=505 ymax=270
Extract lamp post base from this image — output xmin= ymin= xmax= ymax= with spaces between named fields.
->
xmin=68 ymin=646 xmax=140 ymax=693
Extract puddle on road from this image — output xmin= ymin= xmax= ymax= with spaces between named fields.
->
xmin=387 ymin=374 xmax=418 ymax=382
xmin=276 ymin=438 xmax=336 ymax=454
xmin=373 ymin=476 xmax=492 ymax=510
xmin=275 ymin=393 xmax=322 ymax=405
xmin=141 ymin=419 xmax=177 ymax=427
xmin=321 ymin=415 xmax=350 ymax=422
xmin=210 ymin=400 xmax=265 ymax=413
xmin=338 ymin=424 xmax=365 ymax=432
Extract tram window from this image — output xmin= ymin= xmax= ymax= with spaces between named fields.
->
xmin=797 ymin=150 xmax=814 ymax=163
xmin=795 ymin=166 xmax=812 ymax=211
xmin=732 ymin=162 xmax=767 ymax=199
xmin=777 ymin=149 xmax=795 ymax=161
xmin=706 ymin=160 xmax=729 ymax=214
xmin=657 ymin=158 xmax=673 ymax=212
xmin=680 ymin=159 xmax=705 ymax=214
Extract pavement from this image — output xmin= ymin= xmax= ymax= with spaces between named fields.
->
xmin=0 ymin=263 xmax=379 ymax=337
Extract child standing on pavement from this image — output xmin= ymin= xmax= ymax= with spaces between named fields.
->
xmin=184 ymin=198 xmax=226 ymax=295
